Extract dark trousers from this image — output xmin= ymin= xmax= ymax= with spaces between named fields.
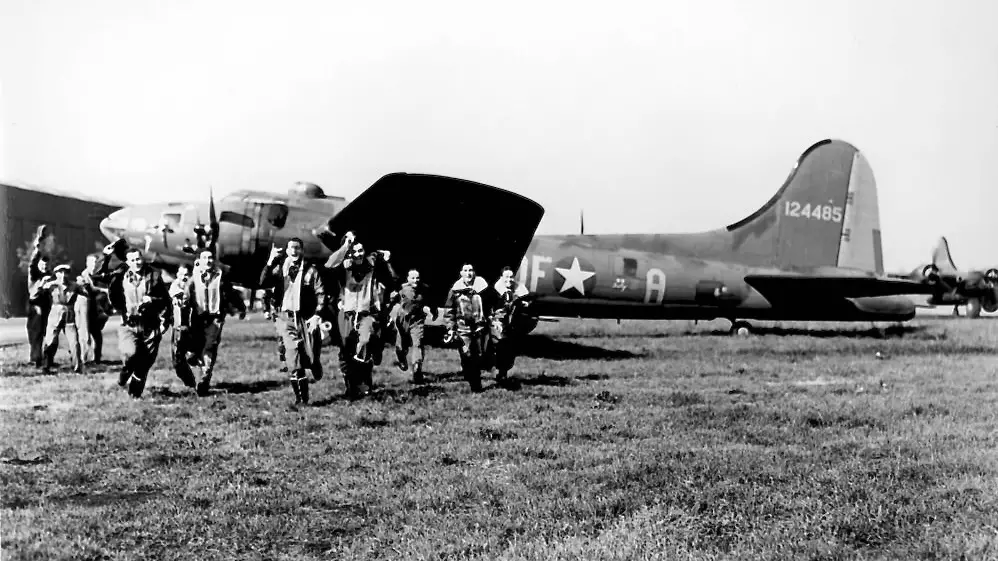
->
xmin=193 ymin=316 xmax=224 ymax=391
xmin=338 ymin=311 xmax=378 ymax=395
xmin=86 ymin=314 xmax=108 ymax=363
xmin=118 ymin=321 xmax=162 ymax=398
xmin=492 ymin=336 xmax=516 ymax=375
xmin=26 ymin=304 xmax=48 ymax=366
xmin=172 ymin=326 xmax=196 ymax=388
xmin=457 ymin=328 xmax=490 ymax=391
xmin=395 ymin=316 xmax=425 ymax=372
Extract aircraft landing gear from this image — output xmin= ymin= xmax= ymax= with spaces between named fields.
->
xmin=729 ymin=320 xmax=752 ymax=336
xmin=967 ymin=298 xmax=982 ymax=319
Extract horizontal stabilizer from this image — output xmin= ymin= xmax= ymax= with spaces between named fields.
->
xmin=745 ymin=274 xmax=934 ymax=301
xmin=323 ymin=173 xmax=545 ymax=305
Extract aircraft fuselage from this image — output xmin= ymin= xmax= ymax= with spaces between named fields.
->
xmin=514 ymin=235 xmax=916 ymax=322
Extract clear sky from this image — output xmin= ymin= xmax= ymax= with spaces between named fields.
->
xmin=2 ymin=0 xmax=995 ymax=271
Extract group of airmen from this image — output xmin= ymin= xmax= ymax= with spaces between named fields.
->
xmin=25 ymin=226 xmax=532 ymax=406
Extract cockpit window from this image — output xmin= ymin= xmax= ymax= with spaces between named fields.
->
xmin=265 ymin=204 xmax=289 ymax=228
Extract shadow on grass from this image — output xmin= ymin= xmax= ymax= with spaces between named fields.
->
xmin=146 ymin=386 xmax=191 ymax=399
xmin=516 ymin=335 xmax=642 ymax=360
xmin=214 ymin=379 xmax=286 ymax=395
xmin=696 ymin=324 xmax=931 ymax=339
xmin=0 ymin=363 xmax=54 ymax=378
xmin=311 ymin=382 xmax=449 ymax=407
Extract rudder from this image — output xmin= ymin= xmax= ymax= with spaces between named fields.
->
xmin=726 ymin=139 xmax=882 ymax=273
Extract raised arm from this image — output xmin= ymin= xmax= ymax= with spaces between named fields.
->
xmin=323 ymin=236 xmax=353 ymax=270
xmin=259 ymin=246 xmax=286 ymax=289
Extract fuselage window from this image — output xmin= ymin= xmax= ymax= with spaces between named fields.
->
xmin=265 ymin=204 xmax=289 ymax=229
xmin=160 ymin=213 xmax=182 ymax=232
xmin=219 ymin=211 xmax=255 ymax=229
xmin=623 ymin=258 xmax=638 ymax=278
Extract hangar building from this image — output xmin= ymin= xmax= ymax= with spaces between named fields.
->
xmin=0 ymin=183 xmax=122 ymax=318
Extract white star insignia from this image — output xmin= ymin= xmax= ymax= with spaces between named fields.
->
xmin=555 ymin=257 xmax=596 ymax=295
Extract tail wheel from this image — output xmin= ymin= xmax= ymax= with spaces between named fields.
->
xmin=729 ymin=320 xmax=752 ymax=336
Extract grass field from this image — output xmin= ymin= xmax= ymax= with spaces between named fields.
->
xmin=2 ymin=316 xmax=997 ymax=560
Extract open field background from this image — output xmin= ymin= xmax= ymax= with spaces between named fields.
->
xmin=2 ymin=316 xmax=997 ymax=560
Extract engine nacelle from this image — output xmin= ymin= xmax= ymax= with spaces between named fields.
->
xmin=289 ymin=182 xmax=327 ymax=199
xmin=921 ymin=264 xmax=940 ymax=284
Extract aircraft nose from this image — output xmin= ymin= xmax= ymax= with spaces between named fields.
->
xmin=100 ymin=209 xmax=129 ymax=241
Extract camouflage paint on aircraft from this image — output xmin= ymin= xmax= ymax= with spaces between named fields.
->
xmin=101 ymin=140 xmax=934 ymax=331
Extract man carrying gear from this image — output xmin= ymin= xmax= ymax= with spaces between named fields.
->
xmin=490 ymin=266 xmax=530 ymax=385
xmin=443 ymin=262 xmax=493 ymax=392
xmin=93 ymin=242 xmax=170 ymax=398
xmin=324 ymin=231 xmax=398 ymax=399
xmin=260 ymin=237 xmax=329 ymax=406
xmin=185 ymin=250 xmax=246 ymax=396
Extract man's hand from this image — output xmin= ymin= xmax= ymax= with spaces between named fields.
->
xmin=379 ymin=250 xmax=391 ymax=262
xmin=344 ymin=231 xmax=356 ymax=245
xmin=268 ymin=246 xmax=284 ymax=264
xmin=306 ymin=315 xmax=322 ymax=332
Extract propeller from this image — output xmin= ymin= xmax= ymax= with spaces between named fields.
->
xmin=187 ymin=187 xmax=220 ymax=255
xmin=207 ymin=185 xmax=220 ymax=252
xmin=580 ymin=209 xmax=585 ymax=235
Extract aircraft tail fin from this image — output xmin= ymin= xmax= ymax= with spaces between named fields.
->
xmin=726 ymin=139 xmax=883 ymax=274
xmin=931 ymin=237 xmax=958 ymax=274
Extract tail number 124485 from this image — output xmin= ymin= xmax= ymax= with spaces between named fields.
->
xmin=785 ymin=201 xmax=843 ymax=223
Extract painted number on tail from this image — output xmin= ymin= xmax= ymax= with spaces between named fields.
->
xmin=785 ymin=201 xmax=843 ymax=223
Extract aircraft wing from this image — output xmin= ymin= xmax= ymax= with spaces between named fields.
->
xmin=743 ymin=274 xmax=936 ymax=301
xmin=321 ymin=173 xmax=545 ymax=305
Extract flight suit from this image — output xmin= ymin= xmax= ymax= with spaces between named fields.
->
xmin=443 ymin=276 xmax=493 ymax=392
xmin=94 ymin=256 xmax=170 ymax=398
xmin=26 ymin=247 xmax=52 ymax=367
xmin=186 ymin=266 xmax=245 ymax=396
xmin=325 ymin=239 xmax=397 ymax=398
xmin=260 ymin=256 xmax=328 ymax=405
xmin=391 ymin=281 xmax=429 ymax=383
xmin=490 ymin=278 xmax=530 ymax=382
xmin=41 ymin=277 xmax=89 ymax=374
xmin=264 ymin=288 xmax=288 ymax=370
xmin=77 ymin=269 xmax=110 ymax=364
xmin=169 ymin=277 xmax=197 ymax=388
